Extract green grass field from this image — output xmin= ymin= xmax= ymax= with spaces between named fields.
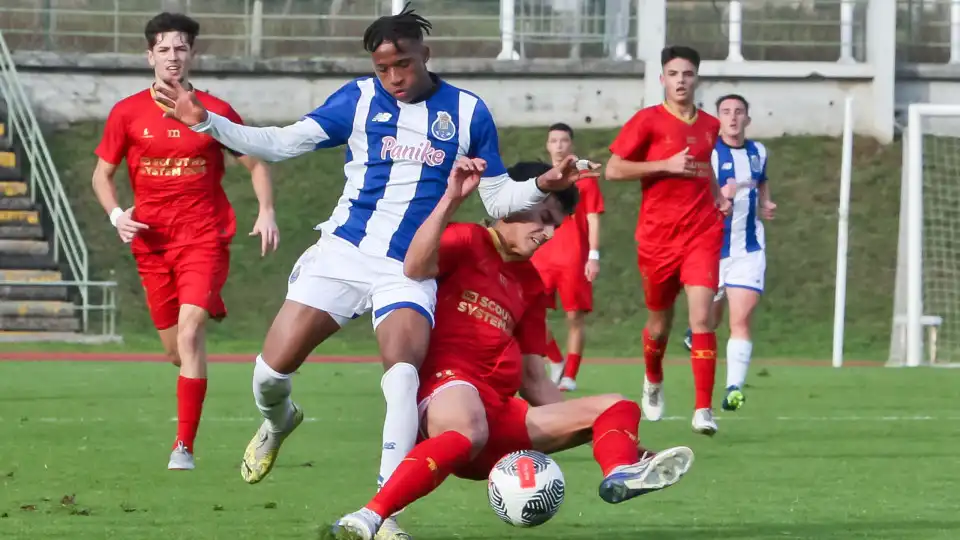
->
xmin=2 ymin=360 xmax=959 ymax=540
xmin=44 ymin=125 xmax=901 ymax=360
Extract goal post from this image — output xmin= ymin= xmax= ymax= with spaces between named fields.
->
xmin=888 ymin=103 xmax=960 ymax=368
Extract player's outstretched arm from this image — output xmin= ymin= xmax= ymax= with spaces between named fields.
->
xmin=404 ymin=158 xmax=484 ymax=280
xmin=478 ymin=155 xmax=581 ymax=219
xmin=520 ymin=354 xmax=565 ymax=407
xmin=605 ymin=150 xmax=694 ymax=182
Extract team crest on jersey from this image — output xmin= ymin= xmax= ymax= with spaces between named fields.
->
xmin=431 ymin=112 xmax=456 ymax=141
xmin=749 ymin=154 xmax=762 ymax=173
xmin=289 ymin=265 xmax=301 ymax=284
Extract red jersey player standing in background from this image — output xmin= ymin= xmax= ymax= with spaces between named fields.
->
xmin=90 ymin=12 xmax=279 ymax=470
xmin=532 ymin=123 xmax=605 ymax=392
xmin=605 ymin=46 xmax=733 ymax=436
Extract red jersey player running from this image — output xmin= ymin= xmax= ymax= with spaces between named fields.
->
xmin=91 ymin=12 xmax=279 ymax=470
xmin=605 ymin=46 xmax=733 ymax=436
xmin=332 ymin=162 xmax=694 ymax=539
xmin=533 ymin=123 xmax=605 ymax=392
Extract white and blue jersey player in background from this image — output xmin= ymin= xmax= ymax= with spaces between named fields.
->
xmin=154 ymin=6 xmax=581 ymax=536
xmin=683 ymin=94 xmax=777 ymax=413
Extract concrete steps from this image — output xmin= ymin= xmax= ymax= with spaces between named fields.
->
xmin=0 ymin=269 xmax=67 ymax=301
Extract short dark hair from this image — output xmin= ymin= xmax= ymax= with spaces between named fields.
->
xmin=547 ymin=123 xmax=574 ymax=139
xmin=661 ymin=45 xmax=701 ymax=69
xmin=715 ymin=93 xmax=750 ymax=113
xmin=145 ymin=12 xmax=200 ymax=49
xmin=506 ymin=161 xmax=578 ymax=216
xmin=363 ymin=2 xmax=433 ymax=53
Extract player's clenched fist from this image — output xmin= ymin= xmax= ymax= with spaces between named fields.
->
xmin=665 ymin=147 xmax=697 ymax=176
xmin=760 ymin=199 xmax=777 ymax=220
xmin=445 ymin=157 xmax=486 ymax=201
xmin=112 ymin=206 xmax=149 ymax=243
xmin=153 ymin=80 xmax=209 ymax=127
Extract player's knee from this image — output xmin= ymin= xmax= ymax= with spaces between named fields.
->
xmin=728 ymin=317 xmax=752 ymax=339
xmin=596 ymin=393 xmax=632 ymax=413
xmin=458 ymin=416 xmax=490 ymax=458
xmin=380 ymin=362 xmax=420 ymax=399
xmin=566 ymin=311 xmax=586 ymax=329
xmin=645 ymin=317 xmax=671 ymax=340
xmin=166 ymin=350 xmax=182 ymax=367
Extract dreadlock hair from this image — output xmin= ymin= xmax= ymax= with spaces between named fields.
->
xmin=363 ymin=2 xmax=433 ymax=53
xmin=145 ymin=12 xmax=200 ymax=49
xmin=506 ymin=161 xmax=579 ymax=216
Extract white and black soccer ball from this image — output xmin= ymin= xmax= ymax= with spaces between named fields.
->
xmin=487 ymin=450 xmax=565 ymax=527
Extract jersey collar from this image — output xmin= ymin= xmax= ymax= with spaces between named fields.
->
xmin=487 ymin=227 xmax=524 ymax=262
xmin=149 ymin=81 xmax=194 ymax=113
xmin=661 ymin=101 xmax=698 ymax=125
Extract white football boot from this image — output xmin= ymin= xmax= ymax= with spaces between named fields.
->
xmin=167 ymin=441 xmax=195 ymax=470
xmin=375 ymin=516 xmax=413 ymax=540
xmin=641 ymin=378 xmax=664 ymax=421
xmin=240 ymin=402 xmax=304 ymax=483
xmin=558 ymin=377 xmax=577 ymax=392
xmin=598 ymin=446 xmax=695 ymax=503
xmin=548 ymin=362 xmax=565 ymax=385
xmin=692 ymin=408 xmax=718 ymax=436
xmin=332 ymin=508 xmax=382 ymax=540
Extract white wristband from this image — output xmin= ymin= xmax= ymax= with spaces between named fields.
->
xmin=588 ymin=250 xmax=600 ymax=261
xmin=109 ymin=207 xmax=123 ymax=227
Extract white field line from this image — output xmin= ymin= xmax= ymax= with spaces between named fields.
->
xmin=2 ymin=415 xmax=959 ymax=424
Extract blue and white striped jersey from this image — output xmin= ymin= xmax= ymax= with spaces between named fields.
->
xmin=711 ymin=139 xmax=768 ymax=259
xmin=191 ymin=75 xmax=545 ymax=262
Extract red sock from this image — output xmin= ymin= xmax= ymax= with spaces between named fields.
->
xmin=366 ymin=431 xmax=472 ymax=519
xmin=592 ymin=400 xmax=642 ymax=476
xmin=563 ymin=353 xmax=582 ymax=379
xmin=690 ymin=332 xmax=717 ymax=409
xmin=642 ymin=328 xmax=667 ymax=384
xmin=545 ymin=338 xmax=564 ymax=365
xmin=175 ymin=376 xmax=208 ymax=452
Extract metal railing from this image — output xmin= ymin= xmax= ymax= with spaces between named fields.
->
xmin=0 ymin=29 xmax=111 ymax=335
xmin=0 ymin=279 xmax=119 ymax=340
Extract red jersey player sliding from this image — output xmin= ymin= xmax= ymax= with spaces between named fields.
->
xmin=332 ymin=162 xmax=694 ymax=539
xmin=532 ymin=123 xmax=605 ymax=392
xmin=605 ymin=45 xmax=733 ymax=436
xmin=91 ymin=12 xmax=279 ymax=470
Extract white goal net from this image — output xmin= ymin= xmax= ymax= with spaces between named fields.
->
xmin=889 ymin=104 xmax=960 ymax=367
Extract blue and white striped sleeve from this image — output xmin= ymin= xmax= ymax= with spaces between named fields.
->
xmin=756 ymin=142 xmax=769 ymax=183
xmin=190 ymin=81 xmax=359 ymax=162
xmin=470 ymin=100 xmax=548 ymax=219
xmin=710 ymin=148 xmax=720 ymax=183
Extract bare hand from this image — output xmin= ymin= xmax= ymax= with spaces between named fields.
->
xmin=250 ymin=209 xmax=280 ymax=256
xmin=537 ymin=155 xmax=579 ymax=192
xmin=153 ymin=80 xmax=209 ymax=127
xmin=445 ymin=157 xmax=486 ymax=201
xmin=761 ymin=199 xmax=777 ymax=220
xmin=115 ymin=207 xmax=148 ymax=243
xmin=584 ymin=259 xmax=600 ymax=282
xmin=665 ymin=147 xmax=697 ymax=176
xmin=716 ymin=196 xmax=732 ymax=217
xmin=720 ymin=180 xmax=737 ymax=200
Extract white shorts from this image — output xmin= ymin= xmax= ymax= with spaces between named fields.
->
xmin=715 ymin=250 xmax=766 ymax=302
xmin=285 ymin=233 xmax=438 ymax=329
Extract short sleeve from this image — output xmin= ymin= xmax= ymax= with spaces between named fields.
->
xmin=94 ymin=104 xmax=129 ymax=165
xmin=578 ymin=176 xmax=605 ymax=214
xmin=757 ymin=142 xmax=769 ymax=184
xmin=515 ymin=290 xmax=548 ymax=356
xmin=437 ymin=223 xmax=480 ymax=279
xmin=468 ymin=100 xmax=508 ymax=178
xmin=302 ymin=80 xmax=364 ymax=149
xmin=608 ymin=111 xmax=651 ymax=161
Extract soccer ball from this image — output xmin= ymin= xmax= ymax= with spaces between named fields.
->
xmin=487 ymin=450 xmax=565 ymax=527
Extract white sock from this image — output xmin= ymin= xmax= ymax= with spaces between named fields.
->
xmin=726 ymin=339 xmax=753 ymax=388
xmin=252 ymin=354 xmax=293 ymax=433
xmin=378 ymin=362 xmax=420 ymax=488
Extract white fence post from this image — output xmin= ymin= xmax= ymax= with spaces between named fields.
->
xmin=839 ymin=0 xmax=855 ymax=63
xmin=497 ymin=0 xmax=520 ymax=60
xmin=951 ymin=0 xmax=960 ymax=63
xmin=391 ymin=0 xmax=405 ymax=15
xmin=250 ymin=0 xmax=263 ymax=59
xmin=727 ymin=0 xmax=744 ymax=62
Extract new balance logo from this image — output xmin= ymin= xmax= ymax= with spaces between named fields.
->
xmin=372 ymin=112 xmax=392 ymax=123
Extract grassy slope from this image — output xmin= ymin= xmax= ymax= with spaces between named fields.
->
xmin=45 ymin=124 xmax=901 ymax=359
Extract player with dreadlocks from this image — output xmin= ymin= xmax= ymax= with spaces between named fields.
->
xmin=155 ymin=4 xmax=581 ymax=538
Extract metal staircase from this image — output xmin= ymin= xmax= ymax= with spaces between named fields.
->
xmin=0 ymin=30 xmax=118 ymax=342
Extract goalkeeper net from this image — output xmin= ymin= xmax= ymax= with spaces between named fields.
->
xmin=889 ymin=106 xmax=960 ymax=367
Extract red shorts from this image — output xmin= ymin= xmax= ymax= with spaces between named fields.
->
xmin=537 ymin=263 xmax=593 ymax=313
xmin=134 ymin=242 xmax=230 ymax=330
xmin=637 ymin=233 xmax=721 ymax=312
xmin=418 ymin=369 xmax=532 ymax=481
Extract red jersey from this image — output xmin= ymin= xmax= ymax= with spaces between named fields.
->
xmin=95 ymin=88 xmax=243 ymax=253
xmin=421 ymin=223 xmax=549 ymax=399
xmin=609 ymin=104 xmax=721 ymax=246
xmin=532 ymin=171 xmax=605 ymax=270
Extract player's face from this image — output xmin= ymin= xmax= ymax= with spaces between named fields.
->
xmin=717 ymin=98 xmax=750 ymax=138
xmin=371 ymin=39 xmax=432 ymax=103
xmin=660 ymin=58 xmax=698 ymax=105
xmin=147 ymin=31 xmax=193 ymax=84
xmin=499 ymin=197 xmax=567 ymax=259
xmin=545 ymin=130 xmax=573 ymax=163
